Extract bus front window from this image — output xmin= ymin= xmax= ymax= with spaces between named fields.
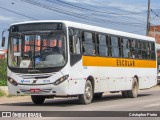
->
xmin=8 ymin=33 xmax=66 ymax=68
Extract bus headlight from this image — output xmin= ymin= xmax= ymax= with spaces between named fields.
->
xmin=8 ymin=77 xmax=18 ymax=86
xmin=53 ymin=75 xmax=69 ymax=85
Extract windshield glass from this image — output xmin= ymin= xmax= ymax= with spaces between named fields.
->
xmin=8 ymin=32 xmax=66 ymax=68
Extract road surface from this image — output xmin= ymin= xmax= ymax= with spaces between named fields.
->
xmin=0 ymin=86 xmax=160 ymax=120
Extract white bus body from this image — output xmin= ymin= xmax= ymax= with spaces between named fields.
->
xmin=7 ymin=20 xmax=157 ymax=104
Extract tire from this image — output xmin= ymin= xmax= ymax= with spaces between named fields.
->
xmin=93 ymin=93 xmax=103 ymax=99
xmin=121 ymin=91 xmax=128 ymax=98
xmin=127 ymin=77 xmax=139 ymax=98
xmin=31 ymin=95 xmax=45 ymax=104
xmin=78 ymin=80 xmax=93 ymax=104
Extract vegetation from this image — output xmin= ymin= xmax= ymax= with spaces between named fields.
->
xmin=0 ymin=58 xmax=7 ymax=86
xmin=0 ymin=90 xmax=4 ymax=96
xmin=158 ymin=57 xmax=160 ymax=65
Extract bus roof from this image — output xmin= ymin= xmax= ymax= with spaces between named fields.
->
xmin=11 ymin=20 xmax=155 ymax=42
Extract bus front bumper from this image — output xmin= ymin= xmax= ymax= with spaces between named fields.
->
xmin=7 ymin=81 xmax=69 ymax=96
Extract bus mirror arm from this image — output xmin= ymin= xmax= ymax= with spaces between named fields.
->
xmin=1 ymin=29 xmax=8 ymax=47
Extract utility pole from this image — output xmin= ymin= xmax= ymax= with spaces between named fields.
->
xmin=146 ymin=0 xmax=150 ymax=35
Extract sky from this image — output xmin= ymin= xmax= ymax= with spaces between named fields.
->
xmin=0 ymin=0 xmax=160 ymax=49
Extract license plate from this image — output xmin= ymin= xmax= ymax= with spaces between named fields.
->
xmin=30 ymin=89 xmax=40 ymax=93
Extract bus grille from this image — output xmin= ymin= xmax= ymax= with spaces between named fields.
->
xmin=16 ymin=73 xmax=55 ymax=79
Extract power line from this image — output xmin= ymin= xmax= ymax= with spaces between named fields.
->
xmin=151 ymin=9 xmax=160 ymax=18
xmin=77 ymin=0 xmax=147 ymax=15
xmin=0 ymin=6 xmax=37 ymax=20
xmin=20 ymin=0 xmax=146 ymax=27
xmin=55 ymin=0 xmax=147 ymax=24
xmin=51 ymin=0 xmax=147 ymax=15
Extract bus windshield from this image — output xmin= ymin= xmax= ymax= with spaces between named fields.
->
xmin=8 ymin=32 xmax=66 ymax=68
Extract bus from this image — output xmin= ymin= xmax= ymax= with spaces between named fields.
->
xmin=2 ymin=20 xmax=157 ymax=104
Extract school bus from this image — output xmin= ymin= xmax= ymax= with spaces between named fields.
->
xmin=3 ymin=20 xmax=157 ymax=104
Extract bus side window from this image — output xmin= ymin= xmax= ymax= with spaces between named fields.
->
xmin=131 ymin=40 xmax=136 ymax=58
xmin=69 ymin=28 xmax=74 ymax=54
xmin=123 ymin=38 xmax=130 ymax=58
xmin=83 ymin=32 xmax=95 ymax=55
xmin=151 ymin=42 xmax=155 ymax=59
xmin=142 ymin=42 xmax=148 ymax=59
xmin=69 ymin=28 xmax=81 ymax=54
xmin=111 ymin=36 xmax=119 ymax=57
xmin=98 ymin=34 xmax=108 ymax=56
xmin=135 ymin=40 xmax=142 ymax=59
xmin=118 ymin=38 xmax=123 ymax=57
xmin=108 ymin=36 xmax=112 ymax=56
xmin=74 ymin=29 xmax=81 ymax=54
xmin=147 ymin=42 xmax=151 ymax=59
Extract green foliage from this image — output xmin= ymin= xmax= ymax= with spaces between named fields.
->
xmin=0 ymin=90 xmax=4 ymax=96
xmin=0 ymin=58 xmax=7 ymax=86
xmin=158 ymin=57 xmax=160 ymax=65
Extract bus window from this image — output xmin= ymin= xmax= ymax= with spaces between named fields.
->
xmin=147 ymin=42 xmax=151 ymax=59
xmin=142 ymin=42 xmax=148 ymax=59
xmin=74 ymin=29 xmax=81 ymax=54
xmin=69 ymin=28 xmax=81 ymax=54
xmin=98 ymin=34 xmax=108 ymax=56
xmin=83 ymin=32 xmax=95 ymax=55
xmin=151 ymin=42 xmax=155 ymax=59
xmin=111 ymin=36 xmax=119 ymax=57
xmin=118 ymin=38 xmax=123 ymax=57
xmin=131 ymin=40 xmax=136 ymax=58
xmin=123 ymin=38 xmax=130 ymax=58
xmin=107 ymin=36 xmax=112 ymax=56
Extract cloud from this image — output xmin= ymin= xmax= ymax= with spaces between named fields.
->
xmin=106 ymin=2 xmax=147 ymax=13
xmin=0 ymin=15 xmax=15 ymax=22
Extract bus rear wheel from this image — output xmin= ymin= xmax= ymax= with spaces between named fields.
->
xmin=127 ymin=77 xmax=139 ymax=98
xmin=121 ymin=77 xmax=138 ymax=98
xmin=78 ymin=80 xmax=93 ymax=104
xmin=31 ymin=95 xmax=45 ymax=104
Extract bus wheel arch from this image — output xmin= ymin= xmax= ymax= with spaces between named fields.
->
xmin=87 ymin=76 xmax=95 ymax=92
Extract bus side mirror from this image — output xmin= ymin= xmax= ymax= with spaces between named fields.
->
xmin=1 ymin=37 xmax=5 ymax=47
xmin=1 ymin=29 xmax=8 ymax=47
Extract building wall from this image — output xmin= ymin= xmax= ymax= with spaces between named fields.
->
xmin=148 ymin=25 xmax=160 ymax=57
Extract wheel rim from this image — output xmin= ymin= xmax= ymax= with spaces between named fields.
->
xmin=85 ymin=84 xmax=92 ymax=100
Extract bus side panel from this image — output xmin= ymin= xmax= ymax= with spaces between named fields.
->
xmin=68 ymin=60 xmax=86 ymax=95
xmin=138 ymin=68 xmax=157 ymax=89
xmin=68 ymin=80 xmax=85 ymax=95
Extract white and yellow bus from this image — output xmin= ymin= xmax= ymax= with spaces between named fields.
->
xmin=2 ymin=20 xmax=157 ymax=104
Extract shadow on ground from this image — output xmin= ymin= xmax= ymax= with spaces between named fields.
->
xmin=0 ymin=93 xmax=152 ymax=107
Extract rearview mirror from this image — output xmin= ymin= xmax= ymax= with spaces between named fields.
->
xmin=1 ymin=37 xmax=5 ymax=47
xmin=1 ymin=29 xmax=8 ymax=47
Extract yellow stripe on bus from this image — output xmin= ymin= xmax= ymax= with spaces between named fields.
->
xmin=82 ymin=56 xmax=156 ymax=68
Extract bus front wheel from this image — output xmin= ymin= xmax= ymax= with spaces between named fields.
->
xmin=78 ymin=80 xmax=93 ymax=104
xmin=31 ymin=95 xmax=45 ymax=104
